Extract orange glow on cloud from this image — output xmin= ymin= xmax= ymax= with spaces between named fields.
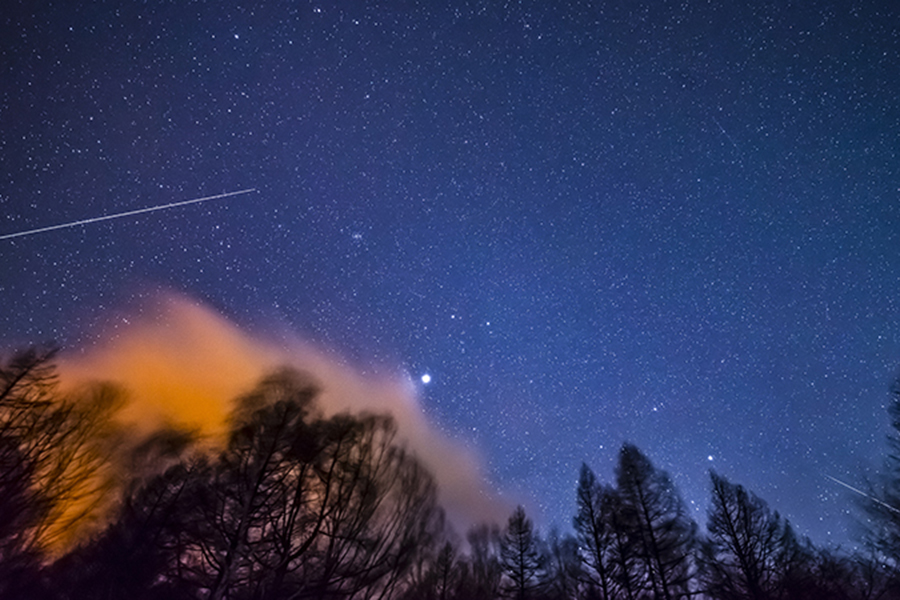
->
xmin=58 ymin=293 xmax=513 ymax=531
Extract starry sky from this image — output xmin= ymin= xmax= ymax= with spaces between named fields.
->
xmin=2 ymin=1 xmax=900 ymax=548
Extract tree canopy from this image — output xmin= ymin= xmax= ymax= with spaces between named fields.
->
xmin=1 ymin=347 xmax=899 ymax=599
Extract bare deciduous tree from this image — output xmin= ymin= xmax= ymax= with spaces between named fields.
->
xmin=0 ymin=347 xmax=123 ymax=594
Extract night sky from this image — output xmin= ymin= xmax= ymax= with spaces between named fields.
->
xmin=3 ymin=1 xmax=900 ymax=549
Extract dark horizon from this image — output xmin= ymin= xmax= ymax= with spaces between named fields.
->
xmin=2 ymin=346 xmax=900 ymax=599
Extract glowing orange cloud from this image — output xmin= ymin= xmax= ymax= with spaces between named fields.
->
xmin=58 ymin=293 xmax=513 ymax=531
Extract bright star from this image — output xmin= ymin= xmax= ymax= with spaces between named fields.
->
xmin=421 ymin=374 xmax=432 ymax=384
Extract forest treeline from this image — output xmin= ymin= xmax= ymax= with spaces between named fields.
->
xmin=2 ymin=347 xmax=900 ymax=599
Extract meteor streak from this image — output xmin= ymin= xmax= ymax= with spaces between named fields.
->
xmin=825 ymin=474 xmax=900 ymax=514
xmin=0 ymin=188 xmax=256 ymax=241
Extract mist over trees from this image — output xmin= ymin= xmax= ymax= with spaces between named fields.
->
xmin=0 ymin=346 xmax=124 ymax=597
xmin=2 ymin=347 xmax=900 ymax=599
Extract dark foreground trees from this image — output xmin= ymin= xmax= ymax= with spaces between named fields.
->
xmin=615 ymin=443 xmax=697 ymax=600
xmin=48 ymin=369 xmax=445 ymax=600
xmin=574 ymin=463 xmax=617 ymax=600
xmin=0 ymin=347 xmax=123 ymax=597
xmin=499 ymin=505 xmax=543 ymax=600
xmin=865 ymin=377 xmax=900 ymax=566
xmin=700 ymin=471 xmax=800 ymax=600
xmin=858 ymin=375 xmax=900 ymax=599
xmin=2 ymin=347 xmax=900 ymax=599
xmin=572 ymin=445 xmax=697 ymax=600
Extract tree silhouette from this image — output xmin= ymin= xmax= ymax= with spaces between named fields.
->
xmin=807 ymin=548 xmax=892 ymax=600
xmin=615 ymin=443 xmax=696 ymax=600
xmin=574 ymin=463 xmax=617 ymax=600
xmin=540 ymin=528 xmax=581 ymax=600
xmin=434 ymin=542 xmax=462 ymax=600
xmin=192 ymin=374 xmax=321 ymax=600
xmin=403 ymin=540 xmax=463 ymax=600
xmin=96 ymin=369 xmax=445 ymax=600
xmin=700 ymin=471 xmax=786 ymax=600
xmin=463 ymin=523 xmax=503 ymax=600
xmin=607 ymin=487 xmax=644 ymax=600
xmin=42 ymin=459 xmax=203 ymax=600
xmin=863 ymin=375 xmax=900 ymax=587
xmin=0 ymin=347 xmax=124 ymax=596
xmin=323 ymin=415 xmax=443 ymax=599
xmin=5 ymin=345 xmax=900 ymax=599
xmin=500 ymin=505 xmax=543 ymax=600
xmin=775 ymin=521 xmax=826 ymax=600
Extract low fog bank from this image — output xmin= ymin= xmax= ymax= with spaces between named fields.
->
xmin=57 ymin=293 xmax=513 ymax=532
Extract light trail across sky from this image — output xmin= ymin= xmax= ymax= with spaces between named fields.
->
xmin=825 ymin=474 xmax=900 ymax=514
xmin=0 ymin=188 xmax=256 ymax=241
